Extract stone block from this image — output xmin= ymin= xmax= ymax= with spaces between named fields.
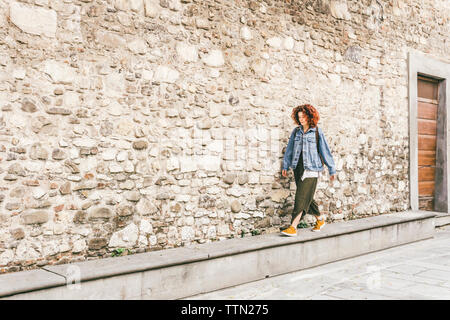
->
xmin=108 ymin=223 xmax=139 ymax=248
xmin=88 ymin=238 xmax=108 ymax=250
xmin=10 ymin=2 xmax=57 ymax=37
xmin=88 ymin=207 xmax=112 ymax=220
xmin=21 ymin=211 xmax=49 ymax=225
xmin=202 ymin=50 xmax=225 ymax=67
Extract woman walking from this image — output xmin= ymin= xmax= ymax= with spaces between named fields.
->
xmin=280 ymin=104 xmax=336 ymax=236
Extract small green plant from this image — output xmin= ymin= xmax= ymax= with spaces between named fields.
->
xmin=111 ymin=248 xmax=131 ymax=257
xmin=251 ymin=229 xmax=261 ymax=236
xmin=297 ymin=221 xmax=309 ymax=229
xmin=240 ymin=230 xmax=245 ymax=238
xmin=111 ymin=248 xmax=124 ymax=257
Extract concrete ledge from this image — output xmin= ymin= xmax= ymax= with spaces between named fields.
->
xmin=0 ymin=269 xmax=66 ymax=297
xmin=435 ymin=212 xmax=450 ymax=227
xmin=0 ymin=210 xmax=436 ymax=299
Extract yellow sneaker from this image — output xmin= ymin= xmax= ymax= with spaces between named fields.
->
xmin=281 ymin=225 xmax=297 ymax=237
xmin=312 ymin=218 xmax=325 ymax=232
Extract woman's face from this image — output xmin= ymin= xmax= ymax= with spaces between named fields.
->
xmin=298 ymin=111 xmax=309 ymax=127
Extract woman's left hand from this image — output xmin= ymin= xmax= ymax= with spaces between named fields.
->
xmin=330 ymin=175 xmax=335 ymax=181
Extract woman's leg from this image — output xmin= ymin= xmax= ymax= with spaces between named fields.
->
xmin=290 ymin=209 xmax=304 ymax=228
xmin=309 ymin=198 xmax=326 ymax=232
xmin=308 ymin=199 xmax=323 ymax=221
xmin=290 ymin=161 xmax=303 ymax=227
xmin=290 ymin=177 xmax=318 ymax=228
xmin=290 ymin=177 xmax=307 ymax=226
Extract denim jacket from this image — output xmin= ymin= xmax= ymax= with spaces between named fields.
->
xmin=282 ymin=125 xmax=336 ymax=175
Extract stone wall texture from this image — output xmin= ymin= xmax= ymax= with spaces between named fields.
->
xmin=0 ymin=0 xmax=449 ymax=272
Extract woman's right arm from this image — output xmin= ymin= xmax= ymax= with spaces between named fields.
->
xmin=317 ymin=128 xmax=336 ymax=176
xmin=282 ymin=128 xmax=296 ymax=171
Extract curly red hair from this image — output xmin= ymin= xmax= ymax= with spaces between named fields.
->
xmin=291 ymin=104 xmax=320 ymax=128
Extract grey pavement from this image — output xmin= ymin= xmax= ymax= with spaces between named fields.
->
xmin=183 ymin=225 xmax=450 ymax=300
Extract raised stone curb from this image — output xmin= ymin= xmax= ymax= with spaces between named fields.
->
xmin=0 ymin=211 xmax=436 ymax=299
xmin=435 ymin=212 xmax=450 ymax=227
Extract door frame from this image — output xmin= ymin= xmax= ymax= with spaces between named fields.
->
xmin=408 ymin=51 xmax=450 ymax=213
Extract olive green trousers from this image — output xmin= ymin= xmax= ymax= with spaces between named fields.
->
xmin=291 ymin=154 xmax=321 ymax=225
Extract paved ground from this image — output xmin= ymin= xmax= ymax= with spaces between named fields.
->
xmin=184 ymin=225 xmax=450 ymax=300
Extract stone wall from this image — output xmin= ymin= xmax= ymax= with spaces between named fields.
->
xmin=0 ymin=0 xmax=448 ymax=272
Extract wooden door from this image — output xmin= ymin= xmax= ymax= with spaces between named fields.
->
xmin=417 ymin=76 xmax=440 ymax=211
